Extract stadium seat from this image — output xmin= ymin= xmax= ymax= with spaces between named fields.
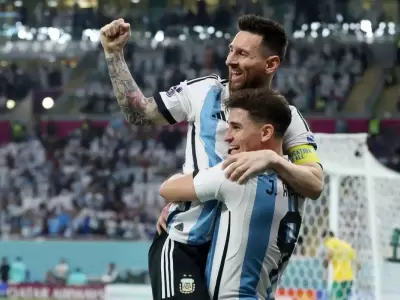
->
xmin=344 ymin=67 xmax=381 ymax=113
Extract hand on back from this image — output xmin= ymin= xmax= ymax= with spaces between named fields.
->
xmin=100 ymin=18 xmax=131 ymax=54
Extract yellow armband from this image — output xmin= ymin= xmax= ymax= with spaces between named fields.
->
xmin=287 ymin=144 xmax=320 ymax=165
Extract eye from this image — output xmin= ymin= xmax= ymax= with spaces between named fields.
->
xmin=232 ymin=125 xmax=240 ymax=131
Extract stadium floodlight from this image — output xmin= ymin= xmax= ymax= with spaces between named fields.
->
xmin=6 ymin=99 xmax=15 ymax=109
xmin=42 ymin=97 xmax=54 ymax=109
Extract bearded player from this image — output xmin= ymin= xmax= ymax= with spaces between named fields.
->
xmin=160 ymin=88 xmax=306 ymax=299
xmin=100 ymin=15 xmax=323 ymax=300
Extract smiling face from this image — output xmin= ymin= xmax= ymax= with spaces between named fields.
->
xmin=224 ymin=108 xmax=274 ymax=155
xmin=226 ymin=31 xmax=269 ymax=92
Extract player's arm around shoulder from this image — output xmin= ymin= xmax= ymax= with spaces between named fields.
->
xmin=277 ymin=143 xmax=324 ymax=200
xmin=159 ymin=163 xmax=226 ymax=203
xmin=281 ymin=107 xmax=324 ymax=200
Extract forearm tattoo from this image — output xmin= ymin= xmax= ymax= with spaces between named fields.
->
xmin=106 ymin=52 xmax=155 ymax=125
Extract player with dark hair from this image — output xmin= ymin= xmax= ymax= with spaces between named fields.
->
xmin=159 ymin=88 xmax=305 ymax=299
xmin=101 ymin=15 xmax=323 ymax=300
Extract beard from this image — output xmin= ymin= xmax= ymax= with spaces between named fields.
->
xmin=229 ymin=71 xmax=269 ymax=94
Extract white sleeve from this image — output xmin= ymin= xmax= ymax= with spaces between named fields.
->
xmin=154 ymin=75 xmax=222 ymax=124
xmin=193 ymin=163 xmax=244 ymax=209
xmin=154 ymin=81 xmax=194 ymax=124
xmin=193 ymin=164 xmax=225 ymax=202
xmin=283 ymin=106 xmax=317 ymax=153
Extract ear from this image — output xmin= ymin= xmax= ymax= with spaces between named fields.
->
xmin=260 ymin=124 xmax=274 ymax=143
xmin=264 ymin=55 xmax=281 ymax=75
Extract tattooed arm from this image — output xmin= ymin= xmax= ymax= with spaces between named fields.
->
xmin=105 ymin=51 xmax=168 ymax=125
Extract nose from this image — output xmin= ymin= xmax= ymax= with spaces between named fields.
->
xmin=224 ymin=129 xmax=233 ymax=143
xmin=225 ymin=52 xmax=237 ymax=67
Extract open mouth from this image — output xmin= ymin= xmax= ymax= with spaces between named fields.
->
xmin=228 ymin=145 xmax=240 ymax=154
xmin=231 ymin=70 xmax=243 ymax=81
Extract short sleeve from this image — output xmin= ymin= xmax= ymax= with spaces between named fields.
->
xmin=283 ymin=106 xmax=317 ymax=153
xmin=193 ymin=163 xmax=225 ymax=202
xmin=154 ymin=75 xmax=223 ymax=125
xmin=154 ymin=81 xmax=193 ymax=124
xmin=193 ymin=163 xmax=245 ymax=209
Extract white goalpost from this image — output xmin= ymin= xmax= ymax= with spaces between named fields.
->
xmin=277 ymin=133 xmax=400 ymax=300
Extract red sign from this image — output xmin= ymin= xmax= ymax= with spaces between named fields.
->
xmin=276 ymin=288 xmax=317 ymax=300
xmin=7 ymin=283 xmax=104 ymax=300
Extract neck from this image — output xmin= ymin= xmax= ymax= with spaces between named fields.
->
xmin=263 ymin=139 xmax=283 ymax=156
xmin=263 ymin=76 xmax=272 ymax=89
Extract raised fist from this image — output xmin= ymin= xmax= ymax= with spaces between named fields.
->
xmin=100 ymin=18 xmax=131 ymax=54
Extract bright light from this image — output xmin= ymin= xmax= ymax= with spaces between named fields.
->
xmin=215 ymin=31 xmax=223 ymax=38
xmin=207 ymin=27 xmax=215 ymax=34
xmin=42 ymin=97 xmax=54 ymax=109
xmin=193 ymin=26 xmax=203 ymax=33
xmin=322 ymin=28 xmax=330 ymax=37
xmin=301 ymin=24 xmax=308 ymax=31
xmin=17 ymin=30 xmax=27 ymax=39
xmin=336 ymin=14 xmax=343 ymax=23
xmin=178 ymin=34 xmax=186 ymax=41
xmin=310 ymin=31 xmax=318 ymax=38
xmin=310 ymin=22 xmax=320 ymax=31
xmin=154 ymin=31 xmax=164 ymax=42
xmin=6 ymin=99 xmax=15 ymax=109
xmin=293 ymin=31 xmax=305 ymax=39
xmin=360 ymin=20 xmax=372 ymax=33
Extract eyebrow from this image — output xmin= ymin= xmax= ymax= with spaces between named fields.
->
xmin=229 ymin=121 xmax=242 ymax=127
xmin=229 ymin=44 xmax=249 ymax=54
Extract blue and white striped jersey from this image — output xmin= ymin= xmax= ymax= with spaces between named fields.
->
xmin=193 ymin=163 xmax=306 ymax=300
xmin=154 ymin=74 xmax=315 ymax=245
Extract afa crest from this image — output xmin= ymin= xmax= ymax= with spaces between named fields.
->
xmin=179 ymin=274 xmax=195 ymax=294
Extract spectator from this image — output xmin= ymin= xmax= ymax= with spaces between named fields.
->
xmin=101 ymin=263 xmax=118 ymax=283
xmin=9 ymin=257 xmax=27 ymax=284
xmin=53 ymin=258 xmax=69 ymax=284
xmin=0 ymin=258 xmax=10 ymax=283
xmin=67 ymin=268 xmax=88 ymax=286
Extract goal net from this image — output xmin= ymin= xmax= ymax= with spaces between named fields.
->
xmin=276 ymin=133 xmax=400 ymax=300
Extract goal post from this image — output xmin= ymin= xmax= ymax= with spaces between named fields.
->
xmin=277 ymin=133 xmax=400 ymax=300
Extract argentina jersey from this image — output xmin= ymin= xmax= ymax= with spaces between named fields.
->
xmin=193 ymin=163 xmax=306 ymax=300
xmin=153 ymin=74 xmax=230 ymax=245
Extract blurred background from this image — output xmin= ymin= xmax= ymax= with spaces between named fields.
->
xmin=0 ymin=0 xmax=399 ymax=299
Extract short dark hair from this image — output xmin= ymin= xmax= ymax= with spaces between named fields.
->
xmin=238 ymin=14 xmax=288 ymax=61
xmin=225 ymin=88 xmax=292 ymax=137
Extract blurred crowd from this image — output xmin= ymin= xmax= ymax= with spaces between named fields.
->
xmin=0 ymin=119 xmax=186 ymax=240
xmin=75 ymin=39 xmax=369 ymax=115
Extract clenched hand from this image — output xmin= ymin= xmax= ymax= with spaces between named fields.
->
xmin=100 ymin=18 xmax=131 ymax=54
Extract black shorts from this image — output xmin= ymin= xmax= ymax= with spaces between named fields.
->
xmin=148 ymin=230 xmax=211 ymax=300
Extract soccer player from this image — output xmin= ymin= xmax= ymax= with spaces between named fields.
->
xmin=159 ymin=88 xmax=305 ymax=299
xmin=100 ymin=15 xmax=323 ymax=300
xmin=321 ymin=231 xmax=359 ymax=300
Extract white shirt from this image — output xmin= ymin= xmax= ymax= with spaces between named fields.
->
xmin=193 ymin=163 xmax=306 ymax=299
xmin=154 ymin=74 xmax=316 ymax=245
